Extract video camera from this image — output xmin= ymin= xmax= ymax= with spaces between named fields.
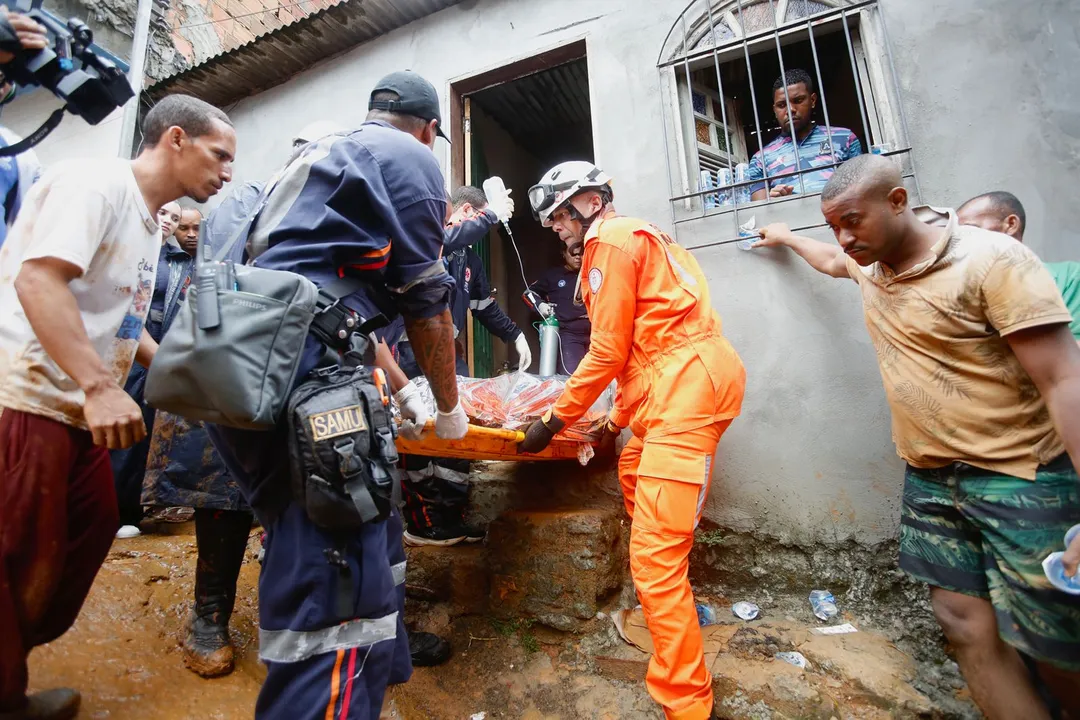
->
xmin=1 ymin=0 xmax=133 ymax=124
xmin=0 ymin=0 xmax=133 ymax=154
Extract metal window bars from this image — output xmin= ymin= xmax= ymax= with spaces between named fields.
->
xmin=657 ymin=0 xmax=920 ymax=242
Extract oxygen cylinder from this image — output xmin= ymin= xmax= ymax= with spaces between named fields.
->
xmin=538 ymin=315 xmax=560 ymax=376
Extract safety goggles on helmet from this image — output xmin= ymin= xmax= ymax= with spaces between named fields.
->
xmin=528 ymin=166 xmax=607 ymax=220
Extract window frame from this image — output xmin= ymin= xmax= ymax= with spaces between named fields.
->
xmin=658 ymin=0 xmax=920 ymax=236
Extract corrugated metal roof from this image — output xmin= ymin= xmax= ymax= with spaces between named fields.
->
xmin=471 ymin=59 xmax=593 ymax=164
xmin=147 ymin=0 xmax=461 ymax=107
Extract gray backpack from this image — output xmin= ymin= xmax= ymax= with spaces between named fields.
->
xmin=144 ymin=183 xmax=367 ymax=430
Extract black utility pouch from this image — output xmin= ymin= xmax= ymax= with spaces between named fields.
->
xmin=286 ymin=362 xmax=400 ymax=530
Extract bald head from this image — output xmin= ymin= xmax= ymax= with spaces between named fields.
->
xmin=819 ymin=154 xmax=921 ymax=268
xmin=957 ymin=191 xmax=1025 ymax=242
xmin=821 ymin=154 xmax=902 ymax=203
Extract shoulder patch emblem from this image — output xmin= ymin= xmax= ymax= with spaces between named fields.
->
xmin=588 ymin=267 xmax=603 ymax=294
xmin=557 ymin=279 xmax=566 ymax=288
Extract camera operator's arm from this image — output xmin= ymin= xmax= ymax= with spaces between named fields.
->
xmin=0 ymin=9 xmax=47 ymax=64
xmin=16 ymin=257 xmax=145 ymax=449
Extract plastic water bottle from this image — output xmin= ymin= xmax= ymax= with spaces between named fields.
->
xmin=809 ymin=590 xmax=838 ymax=621
xmin=699 ymin=170 xmax=717 ymax=210
xmin=1043 ymin=524 xmax=1080 ymax=595
xmin=735 ymin=215 xmax=758 ymax=251
xmin=716 ymin=167 xmax=733 ymax=207
xmin=696 ymin=603 xmax=719 ymax=626
xmin=734 ymin=163 xmax=751 ymax=206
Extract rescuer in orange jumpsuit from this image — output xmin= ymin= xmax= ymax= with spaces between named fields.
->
xmin=518 ymin=161 xmax=746 ymax=720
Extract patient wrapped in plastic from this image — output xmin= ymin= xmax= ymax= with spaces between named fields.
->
xmin=401 ymin=373 xmax=615 ymax=444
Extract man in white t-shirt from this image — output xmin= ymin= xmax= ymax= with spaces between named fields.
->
xmin=0 ymin=94 xmax=235 ymax=720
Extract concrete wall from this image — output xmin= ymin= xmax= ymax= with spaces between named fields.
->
xmin=20 ymin=0 xmax=1074 ymax=546
xmin=883 ymin=0 xmax=1080 ymax=262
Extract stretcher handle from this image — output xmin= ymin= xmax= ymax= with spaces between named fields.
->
xmin=398 ymin=419 xmax=526 ymax=443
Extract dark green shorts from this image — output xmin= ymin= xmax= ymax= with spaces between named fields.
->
xmin=899 ymin=454 xmax=1080 ymax=671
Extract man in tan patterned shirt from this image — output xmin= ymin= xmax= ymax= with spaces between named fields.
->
xmin=755 ymin=155 xmax=1080 ymax=720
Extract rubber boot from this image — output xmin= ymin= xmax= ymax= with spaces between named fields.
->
xmin=181 ymin=509 xmax=252 ymax=678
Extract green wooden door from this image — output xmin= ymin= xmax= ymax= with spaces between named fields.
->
xmin=469 ymin=134 xmax=495 ymax=378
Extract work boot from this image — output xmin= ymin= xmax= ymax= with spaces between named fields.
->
xmin=407 ymin=630 xmax=451 ymax=666
xmin=0 ymin=688 xmax=80 ymax=720
xmin=182 ymin=509 xmax=252 ymax=678
xmin=402 ymin=458 xmax=484 ymax=546
xmin=182 ymin=608 xmax=234 ymax=677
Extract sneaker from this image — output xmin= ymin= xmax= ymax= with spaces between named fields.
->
xmin=404 ymin=516 xmax=486 ymax=547
xmin=459 ymin=519 xmax=486 ymax=543
xmin=403 ymin=525 xmax=467 ymax=547
xmin=115 ymin=525 xmax=141 ymax=539
xmin=408 ymin=630 xmax=450 ymax=667
xmin=0 ymin=688 xmax=81 ymax=720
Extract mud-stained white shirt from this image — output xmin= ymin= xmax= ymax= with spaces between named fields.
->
xmin=0 ymin=158 xmax=160 ymax=429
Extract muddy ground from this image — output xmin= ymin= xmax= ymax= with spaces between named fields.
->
xmin=27 ymin=524 xmax=979 ymax=720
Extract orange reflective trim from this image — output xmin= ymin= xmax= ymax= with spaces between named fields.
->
xmin=346 ymin=259 xmax=390 ymax=272
xmin=324 ymin=648 xmax=345 ymax=720
xmin=360 ymin=243 xmax=392 ymax=259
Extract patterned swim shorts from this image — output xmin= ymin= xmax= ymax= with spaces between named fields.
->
xmin=899 ymin=454 xmax=1080 ymax=670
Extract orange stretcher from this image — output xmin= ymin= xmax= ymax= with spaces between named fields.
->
xmin=394 ymin=421 xmax=594 ymax=462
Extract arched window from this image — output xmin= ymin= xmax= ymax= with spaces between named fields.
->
xmin=657 ymin=0 xmax=920 ymax=236
xmin=661 ymin=0 xmax=841 ymax=62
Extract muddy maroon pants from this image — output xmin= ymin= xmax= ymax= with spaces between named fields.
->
xmin=0 ymin=409 xmax=117 ymax=712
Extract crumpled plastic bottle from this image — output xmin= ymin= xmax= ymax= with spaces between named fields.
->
xmin=809 ymin=589 xmax=838 ymax=621
xmin=696 ymin=604 xmax=718 ymax=626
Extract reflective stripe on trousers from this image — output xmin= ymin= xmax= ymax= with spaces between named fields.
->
xmin=391 ymin=561 xmax=406 ymax=587
xmin=260 ymin=611 xmax=399 ymax=664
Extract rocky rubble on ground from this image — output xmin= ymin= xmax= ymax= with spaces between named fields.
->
xmin=27 ymin=460 xmax=980 ymax=719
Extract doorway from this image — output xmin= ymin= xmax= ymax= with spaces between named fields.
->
xmin=450 ymin=42 xmax=594 ymax=377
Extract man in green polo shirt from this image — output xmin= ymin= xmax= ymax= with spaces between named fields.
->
xmin=959 ymin=191 xmax=1080 ymax=340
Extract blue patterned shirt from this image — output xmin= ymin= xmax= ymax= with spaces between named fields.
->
xmin=746 ymin=124 xmax=862 ymax=195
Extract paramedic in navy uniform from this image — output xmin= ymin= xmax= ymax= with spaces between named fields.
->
xmin=205 ymin=71 xmax=467 ymax=720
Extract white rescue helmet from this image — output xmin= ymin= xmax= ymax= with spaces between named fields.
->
xmin=528 ymin=161 xmax=613 ymax=227
xmin=292 ymin=120 xmax=347 ymax=148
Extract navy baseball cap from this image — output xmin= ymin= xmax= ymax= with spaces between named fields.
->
xmin=369 ymin=70 xmax=449 ymax=142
